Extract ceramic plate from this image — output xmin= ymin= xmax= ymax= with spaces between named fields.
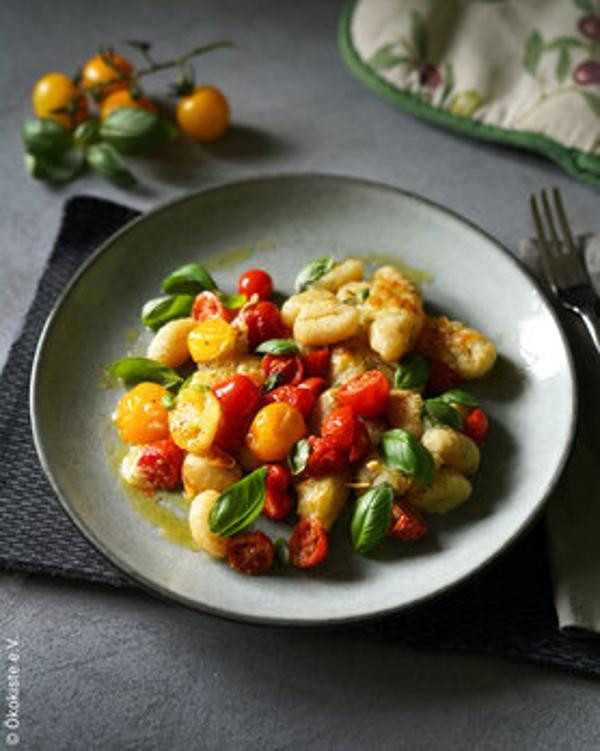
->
xmin=31 ymin=174 xmax=575 ymax=625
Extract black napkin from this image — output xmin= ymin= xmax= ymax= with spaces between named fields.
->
xmin=1 ymin=196 xmax=599 ymax=677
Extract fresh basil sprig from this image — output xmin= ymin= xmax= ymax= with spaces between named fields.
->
xmin=99 ymin=107 xmax=178 ymax=154
xmin=25 ymin=148 xmax=84 ymax=184
xmin=141 ymin=294 xmax=195 ymax=330
xmin=106 ymin=357 xmax=183 ymax=391
xmin=255 ymin=339 xmax=300 ymax=356
xmin=439 ymin=389 xmax=479 ymax=408
xmin=22 ymin=117 xmax=72 ymax=156
xmin=379 ymin=428 xmax=435 ymax=485
xmin=87 ymin=142 xmax=137 ymax=188
xmin=209 ymin=467 xmax=268 ymax=537
xmin=423 ymin=399 xmax=463 ymax=430
xmin=294 ymin=256 xmax=336 ymax=292
xmin=288 ymin=438 xmax=310 ymax=475
xmin=161 ymin=263 xmax=217 ymax=295
xmin=350 ymin=483 xmax=394 ymax=555
xmin=393 ymin=353 xmax=430 ymax=389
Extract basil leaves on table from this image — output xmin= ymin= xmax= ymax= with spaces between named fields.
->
xmin=423 ymin=398 xmax=463 ymax=430
xmin=209 ymin=467 xmax=268 ymax=537
xmin=294 ymin=256 xmax=336 ymax=292
xmin=161 ymin=263 xmax=217 ymax=295
xmin=141 ymin=294 xmax=195 ymax=330
xmin=25 ymin=148 xmax=84 ymax=184
xmin=73 ymin=118 xmax=101 ymax=148
xmin=99 ymin=107 xmax=178 ymax=154
xmin=378 ymin=428 xmax=435 ymax=485
xmin=439 ymin=389 xmax=479 ymax=407
xmin=288 ymin=438 xmax=310 ymax=475
xmin=21 ymin=117 xmax=72 ymax=156
xmin=350 ymin=483 xmax=394 ymax=555
xmin=106 ymin=357 xmax=183 ymax=391
xmin=255 ymin=339 xmax=300 ymax=356
xmin=393 ymin=353 xmax=430 ymax=389
xmin=87 ymin=142 xmax=137 ymax=188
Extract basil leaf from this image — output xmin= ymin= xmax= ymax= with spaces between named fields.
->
xmin=261 ymin=373 xmax=283 ymax=393
xmin=106 ymin=357 xmax=183 ymax=390
xmin=218 ymin=292 xmax=247 ymax=309
xmin=393 ymin=353 xmax=430 ymax=389
xmin=99 ymin=107 xmax=178 ymax=154
xmin=439 ymin=389 xmax=479 ymax=408
xmin=25 ymin=148 xmax=84 ymax=184
xmin=350 ymin=483 xmax=394 ymax=555
xmin=73 ymin=117 xmax=100 ymax=147
xmin=161 ymin=263 xmax=217 ymax=295
xmin=22 ymin=117 xmax=72 ymax=156
xmin=288 ymin=438 xmax=310 ymax=475
xmin=209 ymin=467 xmax=268 ymax=537
xmin=161 ymin=392 xmax=176 ymax=410
xmin=141 ymin=294 xmax=194 ymax=331
xmin=274 ymin=538 xmax=290 ymax=567
xmin=342 ymin=287 xmax=370 ymax=305
xmin=423 ymin=398 xmax=463 ymax=430
xmin=379 ymin=428 xmax=435 ymax=485
xmin=294 ymin=256 xmax=336 ymax=292
xmin=87 ymin=142 xmax=137 ymax=188
xmin=255 ymin=339 xmax=300 ymax=356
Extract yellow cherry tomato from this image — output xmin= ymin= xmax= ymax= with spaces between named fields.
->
xmin=176 ymin=86 xmax=230 ymax=142
xmin=82 ymin=52 xmax=134 ymax=97
xmin=32 ymin=72 xmax=88 ymax=130
xmin=114 ymin=382 xmax=170 ymax=444
xmin=100 ymin=89 xmax=157 ymax=120
xmin=188 ymin=319 xmax=237 ymax=363
xmin=169 ymin=387 xmax=222 ymax=454
xmin=246 ymin=403 xmax=306 ymax=462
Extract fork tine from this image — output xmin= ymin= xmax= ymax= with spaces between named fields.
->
xmin=530 ymin=194 xmax=555 ymax=289
xmin=553 ymin=188 xmax=578 ymax=257
xmin=541 ymin=189 xmax=561 ymax=256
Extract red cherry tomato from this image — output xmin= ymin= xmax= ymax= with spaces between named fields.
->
xmin=462 ymin=407 xmax=489 ymax=445
xmin=238 ymin=269 xmax=273 ymax=300
xmin=389 ymin=501 xmax=428 ymax=541
xmin=306 ymin=436 xmax=348 ymax=475
xmin=297 ymin=377 xmax=327 ymax=398
xmin=288 ymin=518 xmax=328 ymax=568
xmin=242 ymin=301 xmax=286 ymax=348
xmin=261 ymin=354 xmax=304 ymax=386
xmin=303 ymin=348 xmax=331 ymax=378
xmin=135 ymin=437 xmax=184 ymax=493
xmin=425 ymin=359 xmax=461 ymax=396
xmin=348 ymin=419 xmax=370 ymax=463
xmin=192 ymin=291 xmax=235 ymax=322
xmin=265 ymin=463 xmax=291 ymax=492
xmin=227 ymin=532 xmax=274 ymax=575
xmin=213 ymin=374 xmax=262 ymax=450
xmin=321 ymin=406 xmax=357 ymax=452
xmin=264 ymin=384 xmax=315 ymax=418
xmin=336 ymin=369 xmax=390 ymax=419
xmin=263 ymin=489 xmax=293 ymax=520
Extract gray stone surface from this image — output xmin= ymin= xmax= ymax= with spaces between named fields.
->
xmin=1 ymin=0 xmax=599 ymax=748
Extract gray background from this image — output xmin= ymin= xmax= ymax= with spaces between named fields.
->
xmin=1 ymin=1 xmax=599 ymax=748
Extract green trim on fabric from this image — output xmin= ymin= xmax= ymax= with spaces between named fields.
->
xmin=338 ymin=0 xmax=600 ymax=188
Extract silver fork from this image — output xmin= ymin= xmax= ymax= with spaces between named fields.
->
xmin=530 ymin=187 xmax=600 ymax=354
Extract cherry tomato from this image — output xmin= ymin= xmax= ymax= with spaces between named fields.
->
xmin=261 ymin=354 xmax=304 ymax=386
xmin=336 ymin=370 xmax=390 ymax=419
xmin=99 ymin=89 xmax=156 ymax=120
xmin=462 ymin=408 xmax=489 ymax=445
xmin=32 ymin=72 xmax=88 ymax=130
xmin=82 ymin=52 xmax=133 ymax=97
xmin=389 ymin=501 xmax=428 ymax=541
xmin=425 ymin=359 xmax=461 ymax=396
xmin=288 ymin=518 xmax=328 ymax=569
xmin=242 ymin=301 xmax=287 ymax=348
xmin=264 ymin=384 xmax=315 ymax=418
xmin=297 ymin=377 xmax=327 ymax=398
xmin=213 ymin=374 xmax=262 ymax=451
xmin=192 ymin=291 xmax=235 ymax=322
xmin=134 ymin=437 xmax=185 ymax=493
xmin=238 ymin=269 xmax=273 ymax=300
xmin=114 ymin=382 xmax=170 ymax=444
xmin=176 ymin=86 xmax=230 ymax=142
xmin=246 ymin=403 xmax=307 ymax=462
xmin=303 ymin=348 xmax=331 ymax=378
xmin=321 ymin=406 xmax=358 ymax=452
xmin=349 ymin=419 xmax=370 ymax=463
xmin=265 ymin=463 xmax=291 ymax=492
xmin=306 ymin=436 xmax=348 ymax=476
xmin=263 ymin=489 xmax=292 ymax=520
xmin=227 ymin=532 xmax=274 ymax=575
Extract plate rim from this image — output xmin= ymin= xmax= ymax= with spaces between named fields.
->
xmin=30 ymin=171 xmax=577 ymax=626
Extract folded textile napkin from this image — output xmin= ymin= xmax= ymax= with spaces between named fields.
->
xmin=1 ymin=196 xmax=599 ymax=678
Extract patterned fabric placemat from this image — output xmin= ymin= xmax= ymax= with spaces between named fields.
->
xmin=1 ymin=196 xmax=599 ymax=677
